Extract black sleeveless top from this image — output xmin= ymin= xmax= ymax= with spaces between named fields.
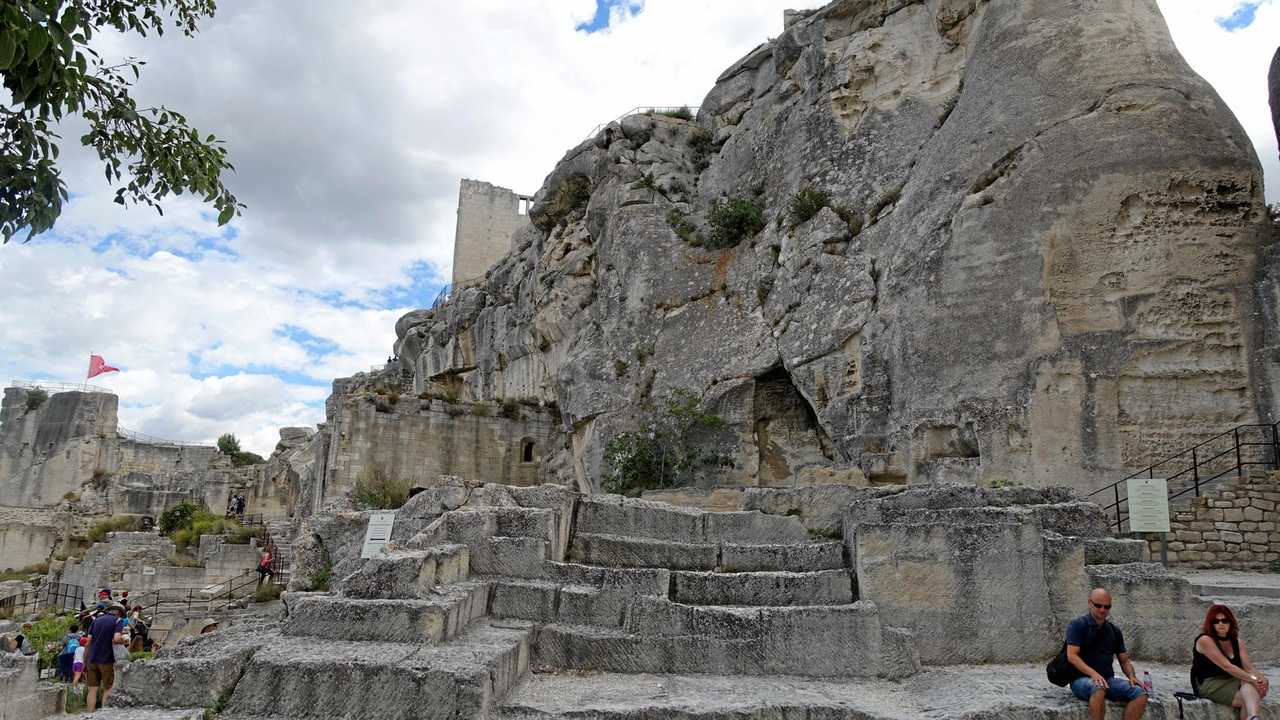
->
xmin=1191 ymin=633 xmax=1243 ymax=691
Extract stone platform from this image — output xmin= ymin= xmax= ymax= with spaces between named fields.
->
xmin=500 ymin=663 xmax=1280 ymax=720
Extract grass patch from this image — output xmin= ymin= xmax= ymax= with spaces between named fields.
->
xmin=501 ymin=399 xmax=522 ymax=420
xmin=706 ymin=197 xmax=764 ymax=249
xmin=161 ymin=502 xmax=254 ymax=553
xmin=787 ymin=186 xmax=830 ymax=227
xmin=24 ymin=388 xmax=48 ymax=411
xmin=353 ymin=464 xmax=412 ymax=510
xmin=129 ymin=650 xmax=156 ymax=662
xmin=253 ymin=583 xmax=283 ymax=603
xmin=85 ymin=516 xmax=143 ymax=544
xmin=0 ymin=562 xmax=48 ymax=582
xmin=667 ymin=210 xmax=700 ymax=246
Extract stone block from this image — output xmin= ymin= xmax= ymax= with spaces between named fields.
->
xmin=547 ymin=561 xmax=670 ymax=596
xmin=568 ymin=533 xmax=718 ymax=570
xmin=1255 ymin=499 xmax=1275 ymax=511
xmin=113 ymin=641 xmax=256 ymax=709
xmin=489 ymin=579 xmax=558 ymax=622
xmin=574 ymin=496 xmax=703 ymax=543
xmin=1205 ymin=509 xmax=1225 ymax=521
xmin=1188 ymin=522 xmax=1215 ymax=532
xmin=1221 ymin=531 xmax=1245 ymax=543
xmin=719 ymin=541 xmax=845 ymax=572
xmin=1202 ymin=531 xmax=1219 ymax=541
xmin=1082 ymin=538 xmax=1145 ymax=565
xmin=1220 ymin=492 xmax=1237 ymax=500
xmin=1175 ymin=530 xmax=1201 ymax=543
xmin=338 ymin=545 xmax=469 ymax=600
xmin=1224 ymin=509 xmax=1245 ymax=522
xmin=1251 ymin=544 xmax=1269 ymax=552
xmin=1246 ymin=532 xmax=1270 ymax=544
xmin=1167 ymin=541 xmax=1186 ymax=551
xmin=1205 ymin=541 xmax=1225 ymax=551
xmin=703 ymin=510 xmax=810 ymax=544
xmin=557 ymin=585 xmax=629 ymax=628
xmin=857 ymin=521 xmax=1056 ymax=664
xmin=1215 ymin=522 xmax=1239 ymax=531
xmin=282 ymin=584 xmax=489 ymax=642
xmin=1258 ymin=522 xmax=1275 ymax=531
xmin=670 ymin=569 xmax=853 ymax=606
xmin=1240 ymin=523 xmax=1257 ymax=532
xmin=471 ymin=536 xmax=548 ymax=578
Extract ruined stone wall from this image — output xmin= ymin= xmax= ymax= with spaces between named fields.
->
xmin=452 ymin=179 xmax=532 ymax=288
xmin=0 ymin=388 xmax=116 ymax=506
xmin=0 ymin=507 xmax=68 ymax=570
xmin=59 ymin=531 xmax=176 ymax=600
xmin=320 ymin=388 xmax=560 ymax=507
xmin=1147 ymin=470 xmax=1280 ymax=570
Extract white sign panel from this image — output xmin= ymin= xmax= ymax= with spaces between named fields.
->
xmin=360 ymin=511 xmax=397 ymax=559
xmin=1126 ymin=477 xmax=1170 ymax=533
xmin=142 ymin=566 xmax=156 ymax=576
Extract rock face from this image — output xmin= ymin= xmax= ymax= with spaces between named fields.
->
xmin=1271 ymin=47 xmax=1280 ymax=151
xmin=398 ymin=0 xmax=1276 ymax=494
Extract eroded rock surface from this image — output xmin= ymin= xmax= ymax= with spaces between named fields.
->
xmin=395 ymin=0 xmax=1276 ymax=495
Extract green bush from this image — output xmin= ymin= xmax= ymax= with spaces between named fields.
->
xmin=500 ymin=399 xmax=522 ymax=420
xmin=602 ymin=390 xmax=730 ymax=496
xmin=230 ymin=450 xmax=265 ymax=467
xmin=159 ymin=502 xmax=202 ymax=535
xmin=657 ymin=106 xmax=694 ymax=120
xmin=686 ymin=128 xmax=713 ymax=172
xmin=787 ymin=186 xmax=831 ymax=227
xmin=24 ymin=388 xmax=48 ymax=411
xmin=304 ymin=560 xmax=332 ymax=592
xmin=353 ymin=465 xmax=412 ymax=510
xmin=85 ymin=516 xmax=143 ymax=544
xmin=533 ymin=175 xmax=591 ymax=231
xmin=706 ymin=197 xmax=765 ymax=249
xmin=129 ymin=650 xmax=155 ymax=662
xmin=23 ymin=611 xmax=76 ymax=665
xmin=168 ymin=552 xmax=201 ymax=568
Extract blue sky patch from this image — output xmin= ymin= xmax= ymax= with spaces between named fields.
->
xmin=576 ymin=0 xmax=644 ymax=33
xmin=1216 ymin=1 xmax=1263 ymax=30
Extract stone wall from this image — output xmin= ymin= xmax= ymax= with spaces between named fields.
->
xmin=59 ymin=531 xmax=176 ymax=601
xmin=452 ymin=179 xmax=532 ymax=287
xmin=0 ymin=388 xmax=116 ymax=506
xmin=1145 ymin=470 xmax=1280 ymax=570
xmin=320 ymin=390 xmax=559 ymax=507
xmin=0 ymin=507 xmax=68 ymax=571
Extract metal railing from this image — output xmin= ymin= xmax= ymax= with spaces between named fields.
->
xmin=11 ymin=379 xmax=110 ymax=394
xmin=117 ymin=426 xmax=212 ymax=448
xmin=1088 ymin=422 xmax=1280 ymax=532
xmin=583 ymin=105 xmax=701 ymax=141
xmin=0 ymin=582 xmax=85 ymax=620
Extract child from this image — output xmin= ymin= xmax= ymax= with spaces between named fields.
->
xmin=71 ymin=636 xmax=87 ymax=690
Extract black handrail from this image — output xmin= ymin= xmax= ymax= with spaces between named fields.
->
xmin=1088 ymin=421 xmax=1280 ymax=532
xmin=0 ymin=582 xmax=84 ymax=620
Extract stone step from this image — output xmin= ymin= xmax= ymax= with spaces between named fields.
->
xmin=489 ymin=579 xmax=631 ymax=629
xmin=497 ymin=664 xmax=1279 ymax=720
xmin=281 ymin=582 xmax=490 ymax=642
xmin=530 ymin=607 xmax=897 ymax=678
xmin=669 ymin=569 xmax=854 ymax=606
xmin=224 ymin=619 xmax=533 ymax=720
xmin=336 ymin=545 xmax=470 ymax=598
xmin=80 ymin=710 xmax=204 ymax=720
xmin=574 ymin=496 xmax=810 ymax=545
xmin=545 ymin=561 xmax=671 ymax=596
xmin=568 ymin=532 xmax=844 ymax=572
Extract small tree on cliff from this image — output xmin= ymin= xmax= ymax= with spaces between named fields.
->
xmin=0 ymin=0 xmax=242 ymax=243
xmin=216 ymin=433 xmax=241 ymax=455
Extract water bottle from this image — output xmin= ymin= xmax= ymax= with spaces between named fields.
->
xmin=1142 ymin=670 xmax=1153 ymax=694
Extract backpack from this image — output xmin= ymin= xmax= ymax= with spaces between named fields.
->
xmin=63 ymin=634 xmax=79 ymax=655
xmin=1046 ymin=621 xmax=1113 ymax=687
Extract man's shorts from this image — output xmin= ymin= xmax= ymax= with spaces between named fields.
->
xmin=84 ymin=662 xmax=115 ymax=688
xmin=1070 ymin=675 xmax=1146 ymax=702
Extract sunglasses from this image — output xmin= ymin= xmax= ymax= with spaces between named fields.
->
xmin=1091 ymin=602 xmax=1112 ymax=610
xmin=1214 ymin=618 xmax=1231 ymax=625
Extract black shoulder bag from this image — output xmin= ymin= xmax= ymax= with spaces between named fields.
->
xmin=1047 ymin=623 xmax=1108 ymax=687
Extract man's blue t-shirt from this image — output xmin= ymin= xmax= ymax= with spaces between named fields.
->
xmin=1065 ymin=614 xmax=1126 ymax=678
xmin=87 ymin=614 xmax=123 ymax=665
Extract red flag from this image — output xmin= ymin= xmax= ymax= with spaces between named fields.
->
xmin=87 ymin=355 xmax=119 ymax=379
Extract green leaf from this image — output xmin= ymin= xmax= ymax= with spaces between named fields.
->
xmin=0 ymin=32 xmax=16 ymax=70
xmin=216 ymin=204 xmax=234 ymax=225
xmin=26 ymin=26 xmax=49 ymax=62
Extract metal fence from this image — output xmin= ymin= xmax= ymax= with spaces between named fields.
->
xmin=11 ymin=379 xmax=110 ymax=394
xmin=117 ymin=426 xmax=211 ymax=448
xmin=583 ymin=105 xmax=701 ymax=141
xmin=0 ymin=582 xmax=85 ymax=620
xmin=1088 ymin=422 xmax=1280 ymax=532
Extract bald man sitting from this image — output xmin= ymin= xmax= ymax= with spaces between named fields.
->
xmin=1063 ymin=588 xmax=1149 ymax=720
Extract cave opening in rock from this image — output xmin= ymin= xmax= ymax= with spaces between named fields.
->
xmin=752 ymin=367 xmax=834 ymax=485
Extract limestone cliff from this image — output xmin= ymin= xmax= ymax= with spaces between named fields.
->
xmin=396 ymin=0 xmax=1276 ymax=495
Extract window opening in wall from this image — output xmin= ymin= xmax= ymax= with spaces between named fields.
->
xmin=521 ymin=439 xmax=535 ymax=463
xmin=517 ymin=197 xmax=531 ymax=215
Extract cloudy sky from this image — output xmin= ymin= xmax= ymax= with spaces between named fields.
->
xmin=1 ymin=0 xmax=1277 ymax=455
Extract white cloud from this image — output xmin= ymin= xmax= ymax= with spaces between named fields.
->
xmin=3 ymin=1 xmax=1276 ymax=457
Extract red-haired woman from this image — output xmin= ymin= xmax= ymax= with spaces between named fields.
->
xmin=1191 ymin=604 xmax=1269 ymax=720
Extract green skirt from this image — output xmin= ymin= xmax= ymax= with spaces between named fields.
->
xmin=1199 ymin=675 xmax=1241 ymax=705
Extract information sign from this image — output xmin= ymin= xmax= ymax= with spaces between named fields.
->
xmin=1126 ymin=477 xmax=1170 ymax=533
xmin=360 ymin=511 xmax=397 ymax=558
